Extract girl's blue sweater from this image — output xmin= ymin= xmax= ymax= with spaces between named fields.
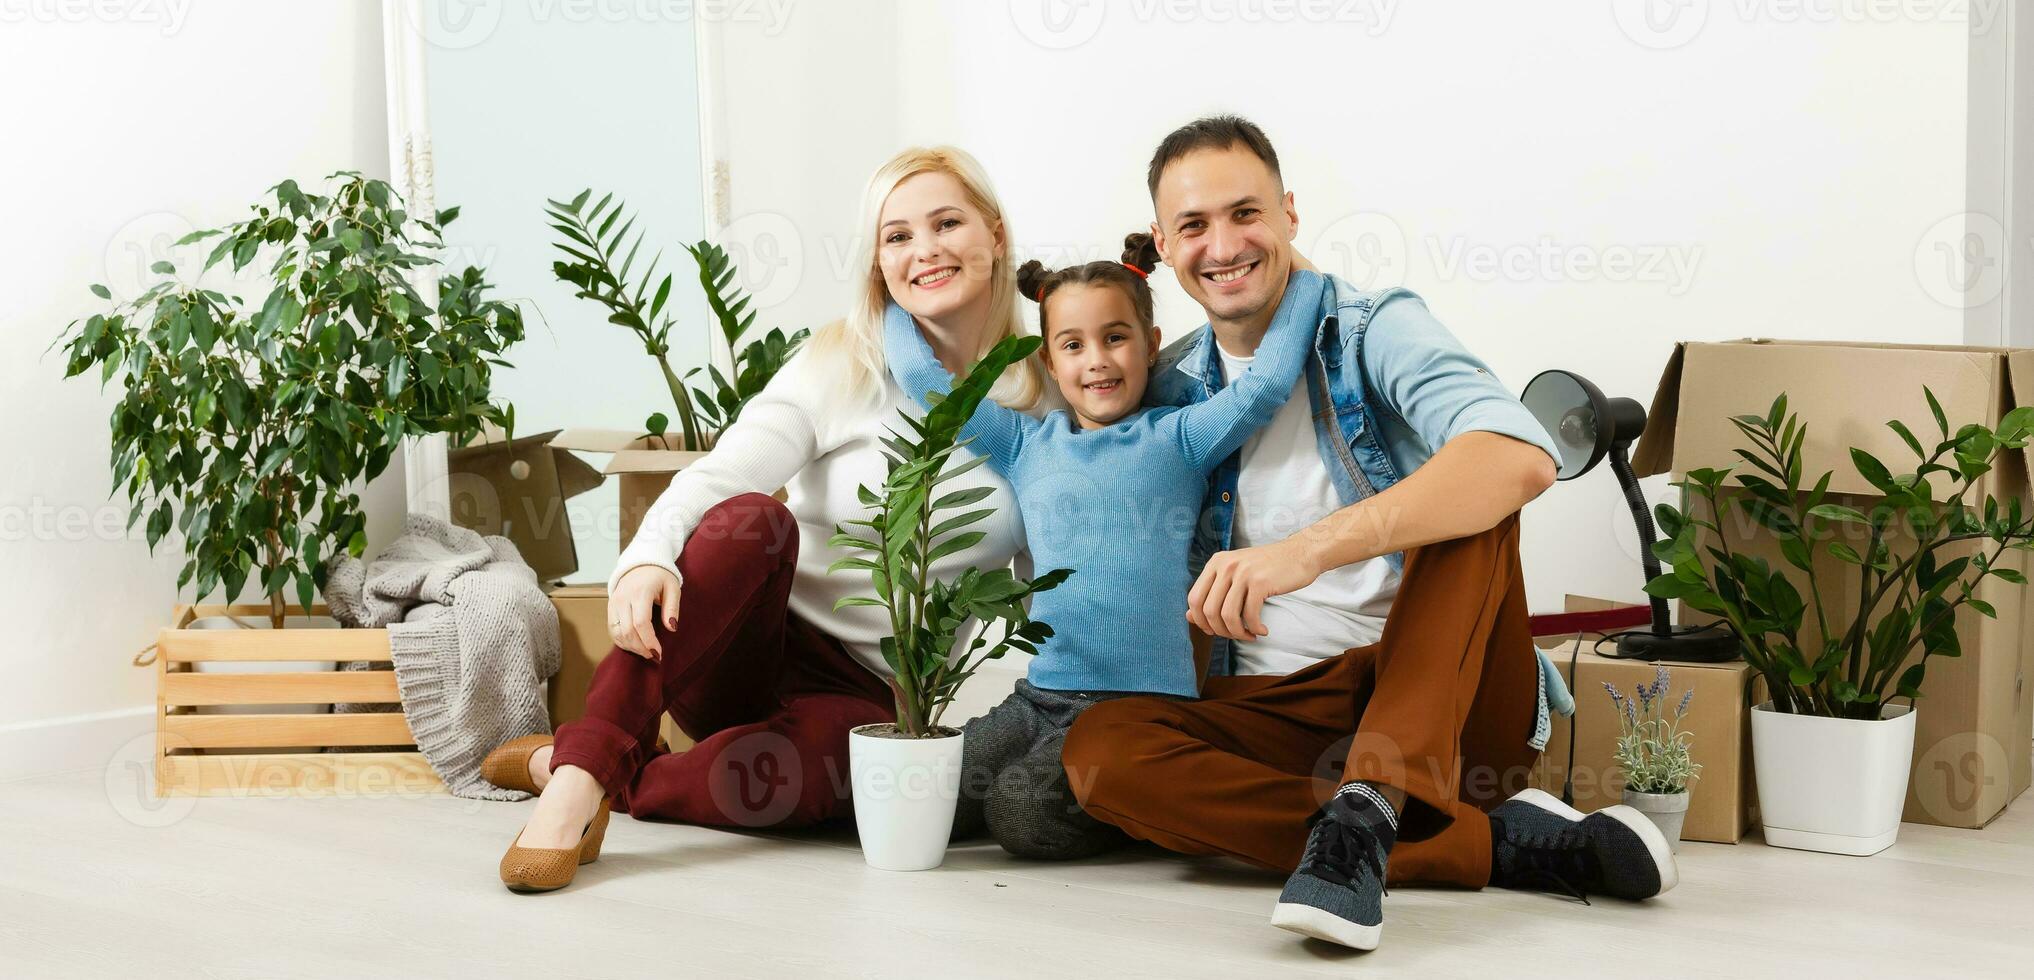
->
xmin=883 ymin=271 xmax=1326 ymax=696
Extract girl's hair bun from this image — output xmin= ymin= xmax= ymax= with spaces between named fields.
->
xmin=1121 ymin=232 xmax=1160 ymax=275
xmin=1016 ymin=259 xmax=1052 ymax=303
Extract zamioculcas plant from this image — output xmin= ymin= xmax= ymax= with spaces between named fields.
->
xmin=55 ymin=173 xmax=524 ymax=628
xmin=1646 ymin=390 xmax=2034 ymax=719
xmin=828 ymin=335 xmax=1071 ymax=737
xmin=544 ymin=190 xmax=808 ymax=448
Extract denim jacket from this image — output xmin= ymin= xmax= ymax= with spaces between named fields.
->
xmin=1146 ymin=273 xmax=1575 ymax=748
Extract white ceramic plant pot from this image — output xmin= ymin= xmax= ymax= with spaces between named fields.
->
xmin=1751 ymin=701 xmax=1916 ymax=856
xmin=188 ymin=615 xmax=341 ymax=716
xmin=848 ymin=724 xmax=964 ymax=872
xmin=1621 ymin=789 xmax=1689 ymax=853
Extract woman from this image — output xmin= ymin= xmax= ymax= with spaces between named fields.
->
xmin=491 ymin=146 xmax=1051 ymax=892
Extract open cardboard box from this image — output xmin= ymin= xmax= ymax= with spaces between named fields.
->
xmin=447 ymin=428 xmax=605 ymax=583
xmin=550 ymin=428 xmax=708 ymax=553
xmin=1630 ymin=339 xmax=2034 ymax=829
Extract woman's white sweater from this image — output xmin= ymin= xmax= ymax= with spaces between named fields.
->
xmin=609 ymin=343 xmax=1029 ymax=680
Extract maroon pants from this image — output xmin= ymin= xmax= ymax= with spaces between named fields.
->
xmin=551 ymin=493 xmax=895 ymax=827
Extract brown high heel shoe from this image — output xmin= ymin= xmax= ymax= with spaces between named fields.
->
xmin=499 ymin=797 xmax=611 ymax=894
xmin=481 ymin=734 xmax=554 ymax=793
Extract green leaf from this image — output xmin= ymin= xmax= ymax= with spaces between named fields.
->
xmin=933 ymin=486 xmax=995 ymax=510
xmin=1897 ymin=663 xmax=1927 ymax=699
xmin=1850 ymin=449 xmax=1898 ymax=495
xmin=90 ymin=283 xmax=111 ymax=299
xmin=1887 ymin=419 xmax=1925 ymax=459
xmin=924 ymin=530 xmax=986 ymax=564
xmin=1807 ymin=503 xmax=1869 ymax=525
xmin=1925 ymin=386 xmax=1948 ymax=437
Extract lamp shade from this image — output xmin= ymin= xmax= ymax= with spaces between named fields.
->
xmin=1521 ymin=368 xmax=1649 ymax=481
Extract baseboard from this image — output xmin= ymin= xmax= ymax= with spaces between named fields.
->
xmin=0 ymin=706 xmax=155 ymax=782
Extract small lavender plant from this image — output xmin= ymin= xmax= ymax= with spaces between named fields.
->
xmin=1605 ymin=666 xmax=1702 ymax=796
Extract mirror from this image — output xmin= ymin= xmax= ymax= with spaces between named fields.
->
xmin=386 ymin=0 xmax=714 ymax=583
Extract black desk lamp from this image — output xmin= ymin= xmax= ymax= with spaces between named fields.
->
xmin=1521 ymin=369 xmax=1737 ymax=662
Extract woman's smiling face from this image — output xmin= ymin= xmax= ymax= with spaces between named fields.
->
xmin=1042 ymin=283 xmax=1160 ymax=430
xmin=876 ymin=170 xmax=1003 ymax=323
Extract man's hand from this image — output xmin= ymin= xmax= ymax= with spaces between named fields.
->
xmin=1185 ymin=535 xmax=1323 ymax=641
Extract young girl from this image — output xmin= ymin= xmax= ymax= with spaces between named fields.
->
xmin=883 ymin=235 xmax=1325 ymax=858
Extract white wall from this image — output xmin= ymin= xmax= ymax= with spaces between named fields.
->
xmin=724 ymin=0 xmax=1980 ymax=615
xmin=0 ymin=1 xmax=2006 ymax=779
xmin=0 ymin=2 xmax=398 ymax=776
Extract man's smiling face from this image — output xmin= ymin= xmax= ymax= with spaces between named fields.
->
xmin=1150 ymin=144 xmax=1299 ymax=327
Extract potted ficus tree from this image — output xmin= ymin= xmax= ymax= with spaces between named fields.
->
xmin=56 ymin=172 xmax=523 ymax=641
xmin=1604 ymin=666 xmax=1699 ymax=852
xmin=1647 ymin=390 xmax=2033 ymax=855
xmin=828 ymin=334 xmax=1069 ymax=872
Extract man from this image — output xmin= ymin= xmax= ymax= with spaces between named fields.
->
xmin=1060 ymin=116 xmax=1677 ymax=951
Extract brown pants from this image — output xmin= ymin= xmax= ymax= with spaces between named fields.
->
xmin=1060 ymin=514 xmax=1541 ymax=887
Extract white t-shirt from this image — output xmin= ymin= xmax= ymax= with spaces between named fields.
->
xmin=1215 ymin=343 xmax=1399 ymax=675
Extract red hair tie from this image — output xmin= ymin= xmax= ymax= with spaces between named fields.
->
xmin=1121 ymin=262 xmax=1148 ymax=280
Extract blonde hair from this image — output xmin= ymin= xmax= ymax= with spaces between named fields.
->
xmin=805 ymin=145 xmax=1048 ymax=413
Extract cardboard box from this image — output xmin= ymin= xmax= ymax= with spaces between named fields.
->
xmin=547 ymin=584 xmax=689 ymax=751
xmin=1531 ymin=598 xmax=1758 ymax=844
xmin=1631 ymin=340 xmax=2034 ymax=829
xmin=549 ymin=429 xmax=707 ymax=551
xmin=447 ymin=428 xmax=604 ymax=582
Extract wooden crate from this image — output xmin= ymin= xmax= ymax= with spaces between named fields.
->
xmin=155 ymin=604 xmax=447 ymax=798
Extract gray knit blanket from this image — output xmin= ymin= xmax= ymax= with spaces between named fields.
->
xmin=325 ymin=514 xmax=560 ymax=800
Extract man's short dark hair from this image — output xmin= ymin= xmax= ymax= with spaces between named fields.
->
xmin=1146 ymin=115 xmax=1282 ymax=199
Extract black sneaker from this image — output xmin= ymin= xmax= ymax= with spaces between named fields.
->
xmin=1488 ymin=788 xmax=1678 ymax=901
xmin=1270 ymin=787 xmax=1397 ymax=950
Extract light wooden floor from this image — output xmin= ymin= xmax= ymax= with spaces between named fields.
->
xmin=3 ymin=759 xmax=2030 ymax=980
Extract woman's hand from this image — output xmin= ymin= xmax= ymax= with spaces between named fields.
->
xmin=609 ymin=565 xmax=681 ymax=660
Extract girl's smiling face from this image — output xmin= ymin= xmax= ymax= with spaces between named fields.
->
xmin=1042 ymin=283 xmax=1161 ymax=430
